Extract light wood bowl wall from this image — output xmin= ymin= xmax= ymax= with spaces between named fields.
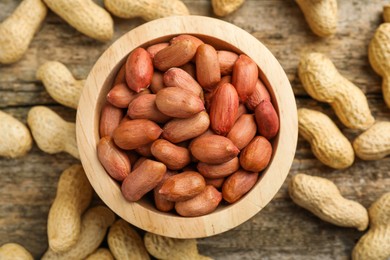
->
xmin=76 ymin=16 xmax=297 ymax=238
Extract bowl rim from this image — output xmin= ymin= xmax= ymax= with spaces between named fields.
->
xmin=76 ymin=15 xmax=297 ymax=239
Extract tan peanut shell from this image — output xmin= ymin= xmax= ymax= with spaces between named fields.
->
xmin=353 ymin=121 xmax=390 ymax=160
xmin=211 ymin=0 xmax=245 ymax=17
xmin=47 ymin=165 xmax=93 ymax=253
xmin=43 ymin=0 xmax=114 ymax=41
xmin=37 ymin=61 xmax=85 ymax=109
xmin=368 ymin=23 xmax=390 ymax=108
xmin=352 ymin=192 xmax=390 ymax=260
xmin=144 ymin=232 xmax=212 ymax=260
xmin=295 ymin=0 xmax=338 ymax=37
xmin=298 ymin=108 xmax=354 ymax=169
xmin=0 ymin=111 xmax=32 ymax=158
xmin=42 ymin=206 xmax=115 ymax=260
xmin=85 ymin=248 xmax=114 ymax=260
xmin=0 ymin=0 xmax=47 ymax=64
xmin=289 ymin=173 xmax=369 ymax=231
xmin=104 ymin=0 xmax=189 ymax=21
xmin=299 ymin=52 xmax=374 ymax=130
xmin=27 ymin=106 xmax=79 ymax=159
xmin=108 ymin=219 xmax=150 ymax=260
xmin=0 ymin=243 xmax=33 ymax=260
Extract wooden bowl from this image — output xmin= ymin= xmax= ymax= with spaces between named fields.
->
xmin=76 ymin=16 xmax=297 ymax=238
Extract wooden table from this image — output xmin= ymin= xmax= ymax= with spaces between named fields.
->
xmin=1 ymin=1 xmax=389 ymax=259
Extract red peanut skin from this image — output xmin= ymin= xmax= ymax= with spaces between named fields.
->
xmin=227 ymin=114 xmax=257 ymax=150
xmin=99 ymin=102 xmax=124 ymax=138
xmin=240 ymin=136 xmax=272 ymax=172
xmin=255 ymin=100 xmax=279 ymax=139
xmin=180 ymin=63 xmax=196 ymax=78
xmin=159 ymin=171 xmax=206 ymax=202
xmin=175 ymin=185 xmax=222 ymax=217
xmin=154 ymin=171 xmax=176 ymax=212
xmin=205 ymin=177 xmax=225 ymax=189
xmin=190 ymin=134 xmax=240 ymax=164
xmin=107 ymin=83 xmax=141 ymax=108
xmin=146 ymin=42 xmax=169 ymax=59
xmin=126 ymin=47 xmax=154 ymax=93
xmin=135 ymin=142 xmax=153 ymax=157
xmin=196 ymin=44 xmax=221 ymax=91
xmin=150 ymin=71 xmax=165 ymax=94
xmin=217 ymin=50 xmax=239 ymax=76
xmin=210 ymin=82 xmax=239 ymax=136
xmin=121 ymin=159 xmax=166 ymax=202
xmin=222 ymin=170 xmax=259 ymax=203
xmin=232 ymin=54 xmax=258 ymax=102
xmin=197 ymin=157 xmax=240 ymax=179
xmin=127 ymin=94 xmax=171 ymax=123
xmin=114 ymin=63 xmax=126 ymax=85
xmin=112 ymin=119 xmax=162 ymax=150
xmin=154 ymin=40 xmax=197 ymax=71
xmin=155 ymin=87 xmax=204 ymax=118
xmin=163 ymin=67 xmax=203 ymax=98
xmin=151 ymin=139 xmax=191 ymax=170
xmin=97 ymin=136 xmax=130 ymax=181
xmin=162 ymin=111 xmax=210 ymax=144
xmin=246 ymin=79 xmax=271 ymax=111
xmin=170 ymin=34 xmax=204 ymax=49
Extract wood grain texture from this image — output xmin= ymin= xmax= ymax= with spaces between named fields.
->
xmin=0 ymin=0 xmax=389 ymax=259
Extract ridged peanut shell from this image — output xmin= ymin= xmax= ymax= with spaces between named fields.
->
xmin=352 ymin=192 xmax=390 ymax=260
xmin=108 ymin=219 xmax=150 ymax=260
xmin=144 ymin=232 xmax=211 ymax=260
xmin=295 ymin=0 xmax=338 ymax=37
xmin=0 ymin=0 xmax=47 ymax=64
xmin=289 ymin=173 xmax=368 ymax=231
xmin=43 ymin=206 xmax=115 ymax=260
xmin=0 ymin=111 xmax=32 ymax=158
xmin=298 ymin=108 xmax=354 ymax=169
xmin=27 ymin=106 xmax=79 ymax=159
xmin=104 ymin=0 xmax=189 ymax=21
xmin=85 ymin=249 xmax=114 ymax=260
xmin=37 ymin=61 xmax=84 ymax=109
xmin=47 ymin=165 xmax=93 ymax=253
xmin=353 ymin=121 xmax=390 ymax=160
xmin=298 ymin=52 xmax=374 ymax=130
xmin=43 ymin=0 xmax=113 ymax=41
xmin=0 ymin=243 xmax=33 ymax=260
xmin=211 ymin=0 xmax=245 ymax=17
xmin=368 ymin=23 xmax=390 ymax=108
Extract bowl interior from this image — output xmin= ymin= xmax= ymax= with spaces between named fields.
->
xmin=77 ymin=16 xmax=297 ymax=238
